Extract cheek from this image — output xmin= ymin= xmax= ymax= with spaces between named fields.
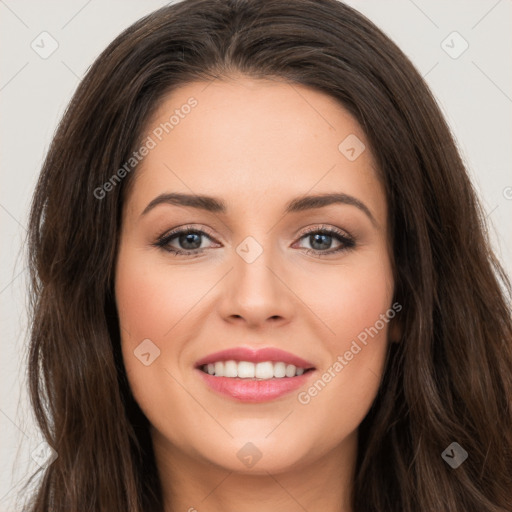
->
xmin=114 ymin=248 xmax=181 ymax=391
xmin=114 ymin=246 xmax=216 ymax=415
xmin=115 ymin=248 xmax=199 ymax=342
xmin=296 ymin=258 xmax=393 ymax=432
xmin=299 ymin=248 xmax=393 ymax=349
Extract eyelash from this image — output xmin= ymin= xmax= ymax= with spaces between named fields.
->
xmin=153 ymin=224 xmax=356 ymax=258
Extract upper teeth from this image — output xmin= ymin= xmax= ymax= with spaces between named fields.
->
xmin=202 ymin=361 xmax=306 ymax=379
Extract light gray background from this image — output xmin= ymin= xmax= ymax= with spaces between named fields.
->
xmin=1 ymin=0 xmax=511 ymax=509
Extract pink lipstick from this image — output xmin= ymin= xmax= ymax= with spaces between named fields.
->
xmin=195 ymin=346 xmax=316 ymax=403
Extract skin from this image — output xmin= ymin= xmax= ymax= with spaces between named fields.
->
xmin=115 ymin=75 xmax=397 ymax=512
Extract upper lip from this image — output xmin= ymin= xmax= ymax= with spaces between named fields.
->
xmin=195 ymin=347 xmax=315 ymax=369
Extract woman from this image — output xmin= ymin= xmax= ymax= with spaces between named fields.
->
xmin=24 ymin=0 xmax=512 ymax=511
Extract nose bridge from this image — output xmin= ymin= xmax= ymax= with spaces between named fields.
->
xmin=220 ymin=230 xmax=293 ymax=325
xmin=234 ymin=232 xmax=279 ymax=298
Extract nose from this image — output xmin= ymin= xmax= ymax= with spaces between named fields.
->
xmin=218 ymin=237 xmax=295 ymax=329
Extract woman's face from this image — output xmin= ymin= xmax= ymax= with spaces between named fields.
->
xmin=115 ymin=76 xmax=395 ymax=474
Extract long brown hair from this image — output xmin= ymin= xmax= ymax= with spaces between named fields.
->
xmin=24 ymin=0 xmax=512 ymax=510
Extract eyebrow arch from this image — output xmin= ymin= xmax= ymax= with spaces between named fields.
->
xmin=141 ymin=192 xmax=377 ymax=225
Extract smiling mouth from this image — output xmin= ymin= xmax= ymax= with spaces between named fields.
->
xmin=198 ymin=360 xmax=315 ymax=380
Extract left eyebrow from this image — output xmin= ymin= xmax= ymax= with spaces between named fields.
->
xmin=140 ymin=192 xmax=377 ymax=226
xmin=284 ymin=193 xmax=376 ymax=226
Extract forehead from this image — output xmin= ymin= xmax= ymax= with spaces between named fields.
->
xmin=125 ymin=76 xmax=385 ymax=222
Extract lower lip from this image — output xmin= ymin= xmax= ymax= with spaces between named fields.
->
xmin=196 ymin=368 xmax=315 ymax=403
